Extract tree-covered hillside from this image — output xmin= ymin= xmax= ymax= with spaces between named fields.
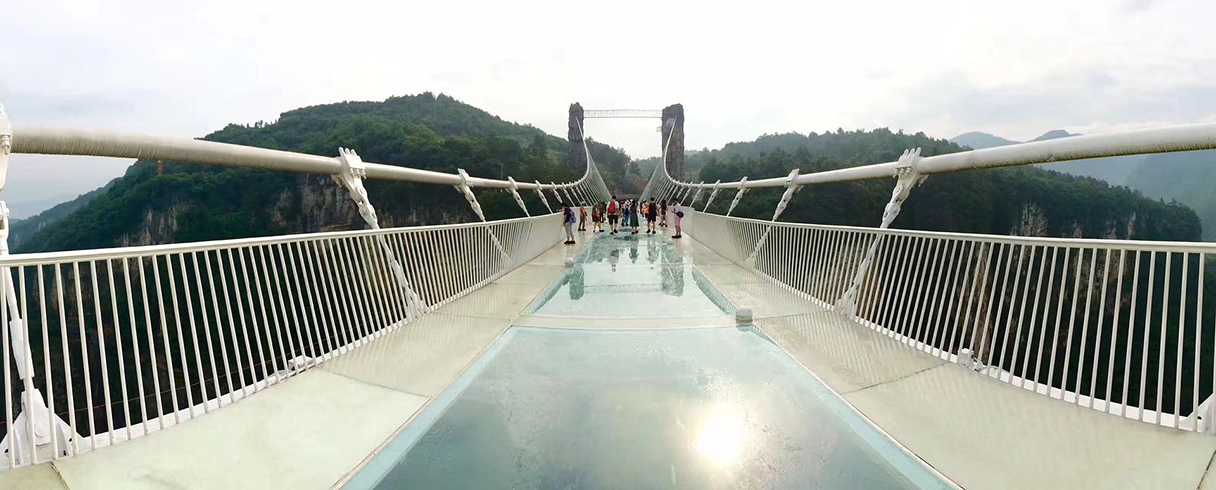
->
xmin=696 ymin=129 xmax=1200 ymax=242
xmin=19 ymin=93 xmax=633 ymax=253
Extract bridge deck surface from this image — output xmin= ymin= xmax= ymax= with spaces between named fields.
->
xmin=4 ymin=231 xmax=1216 ymax=489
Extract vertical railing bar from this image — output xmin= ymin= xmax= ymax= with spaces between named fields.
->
xmin=88 ymin=261 xmax=116 ymax=446
xmin=135 ymin=258 xmax=164 ymax=428
xmin=996 ymin=244 xmax=1026 ymax=378
xmin=942 ymin=240 xmax=974 ymax=358
xmin=1072 ymin=248 xmax=1099 ymax=406
xmin=1059 ymin=248 xmax=1088 ymax=401
xmin=1122 ymin=251 xmax=1143 ymax=419
xmin=1174 ymin=253 xmax=1188 ymax=428
xmin=291 ymin=243 xmax=330 ymax=362
xmin=1046 ymin=247 xmax=1073 ymax=395
xmin=905 ymin=237 xmax=939 ymax=346
xmin=335 ymin=238 xmax=373 ymax=344
xmin=878 ymin=235 xmax=910 ymax=334
xmin=1013 ymin=245 xmax=1046 ymax=388
xmin=280 ymin=243 xmax=318 ymax=363
xmin=959 ymin=241 xmax=989 ymax=357
xmin=1194 ymin=253 xmax=1205 ymax=430
xmin=18 ymin=265 xmax=39 ymax=464
xmin=892 ymin=236 xmax=924 ymax=341
xmin=1089 ymin=249 xmax=1113 ymax=410
xmin=161 ymin=256 xmax=192 ymax=423
xmin=54 ymin=263 xmax=78 ymax=455
xmin=361 ymin=235 xmax=393 ymax=336
xmin=1031 ymin=247 xmax=1060 ymax=393
xmin=915 ymin=238 xmax=948 ymax=354
xmin=342 ymin=237 xmax=377 ymax=342
xmin=190 ymin=251 xmax=225 ymax=408
xmin=217 ymin=249 xmax=252 ymax=398
xmin=255 ymin=245 xmax=291 ymax=384
xmin=118 ymin=258 xmax=149 ymax=435
xmin=234 ymin=248 xmax=270 ymax=389
xmin=270 ymin=244 xmax=307 ymax=373
xmin=34 ymin=265 xmax=59 ymax=460
xmin=101 ymin=261 xmax=133 ymax=441
xmin=299 ymin=241 xmax=338 ymax=358
xmin=2 ymin=263 xmax=13 ymax=467
xmin=1156 ymin=252 xmax=1173 ymax=423
xmin=1106 ymin=249 xmax=1127 ymax=415
xmin=202 ymin=251 xmax=238 ymax=404
xmin=1139 ymin=252 xmax=1158 ymax=421
xmin=984 ymin=243 xmax=1015 ymax=371
xmin=320 ymin=239 xmax=357 ymax=350
xmin=364 ymin=235 xmax=397 ymax=336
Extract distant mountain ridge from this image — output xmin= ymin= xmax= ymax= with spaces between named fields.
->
xmin=950 ymin=129 xmax=1216 ymax=240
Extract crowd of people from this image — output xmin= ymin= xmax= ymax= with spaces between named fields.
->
xmin=561 ymin=196 xmax=684 ymax=244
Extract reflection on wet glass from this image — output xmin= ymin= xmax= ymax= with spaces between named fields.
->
xmin=357 ymin=327 xmax=952 ymax=489
xmin=526 ymin=234 xmax=733 ymax=317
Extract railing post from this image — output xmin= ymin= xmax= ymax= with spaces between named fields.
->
xmin=332 ymin=148 xmax=426 ymax=319
xmin=456 ymin=169 xmax=512 ymax=261
xmin=533 ymin=180 xmax=553 ymax=213
xmin=455 ymin=168 xmax=487 ymax=221
xmin=745 ymin=170 xmax=800 ymax=265
xmin=0 ymin=105 xmax=76 ymax=464
xmin=506 ymin=177 xmax=530 ymax=216
xmin=725 ymin=177 xmax=748 ymax=216
xmin=689 ymin=182 xmax=706 ymax=207
xmin=834 ymin=148 xmax=926 ymax=317
xmin=702 ymin=180 xmax=722 ymax=212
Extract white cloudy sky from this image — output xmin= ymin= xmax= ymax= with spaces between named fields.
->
xmin=3 ymin=0 xmax=1215 ymax=217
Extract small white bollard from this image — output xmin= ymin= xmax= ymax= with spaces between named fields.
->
xmin=735 ymin=307 xmax=753 ymax=325
xmin=957 ymin=348 xmax=977 ymax=370
xmin=564 ymin=257 xmax=575 ymax=268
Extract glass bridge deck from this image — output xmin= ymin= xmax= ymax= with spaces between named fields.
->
xmin=347 ymin=234 xmax=951 ymax=489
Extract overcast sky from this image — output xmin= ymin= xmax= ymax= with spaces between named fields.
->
xmin=3 ymin=0 xmax=1215 ymax=217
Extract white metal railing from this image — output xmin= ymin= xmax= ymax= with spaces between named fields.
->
xmin=686 ymin=211 xmax=1216 ymax=432
xmin=0 ymin=213 xmax=561 ymax=468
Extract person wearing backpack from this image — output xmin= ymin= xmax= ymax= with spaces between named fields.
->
xmin=561 ymin=203 xmax=576 ymax=244
xmin=607 ymin=196 xmax=620 ymax=234
xmin=645 ymin=198 xmax=658 ymax=233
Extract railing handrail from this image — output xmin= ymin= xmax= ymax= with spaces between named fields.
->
xmin=0 ymin=213 xmax=560 ymax=266
xmin=10 ymin=125 xmax=588 ymax=191
xmin=660 ymin=122 xmax=1216 ymax=190
xmin=693 ymin=210 xmax=1216 ymax=253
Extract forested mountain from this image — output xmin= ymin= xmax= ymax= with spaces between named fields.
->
xmin=697 ymin=128 xmax=1200 ymax=242
xmin=10 ymin=179 xmax=116 ymax=249
xmin=950 ymin=129 xmax=1216 ymax=240
xmin=950 ymin=131 xmax=1018 ymax=150
xmin=18 ymin=93 xmax=637 ymax=253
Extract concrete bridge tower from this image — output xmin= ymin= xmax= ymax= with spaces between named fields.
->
xmin=661 ymin=104 xmax=685 ymax=180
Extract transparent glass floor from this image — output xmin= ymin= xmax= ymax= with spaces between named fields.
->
xmin=347 ymin=326 xmax=950 ymax=489
xmin=525 ymin=233 xmax=735 ymax=318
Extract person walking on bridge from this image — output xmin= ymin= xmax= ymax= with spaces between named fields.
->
xmin=562 ymin=203 xmax=576 ymax=244
xmin=607 ymin=196 xmax=620 ymax=234
xmin=660 ymin=199 xmax=669 ymax=228
xmin=578 ymin=202 xmax=588 ymax=232
xmin=592 ymin=202 xmax=604 ymax=233
xmin=645 ymin=198 xmax=658 ymax=233
xmin=629 ymin=199 xmax=640 ymax=234
xmin=671 ymin=199 xmax=684 ymax=239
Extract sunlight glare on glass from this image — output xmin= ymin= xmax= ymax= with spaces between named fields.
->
xmin=695 ymin=407 xmax=748 ymax=466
